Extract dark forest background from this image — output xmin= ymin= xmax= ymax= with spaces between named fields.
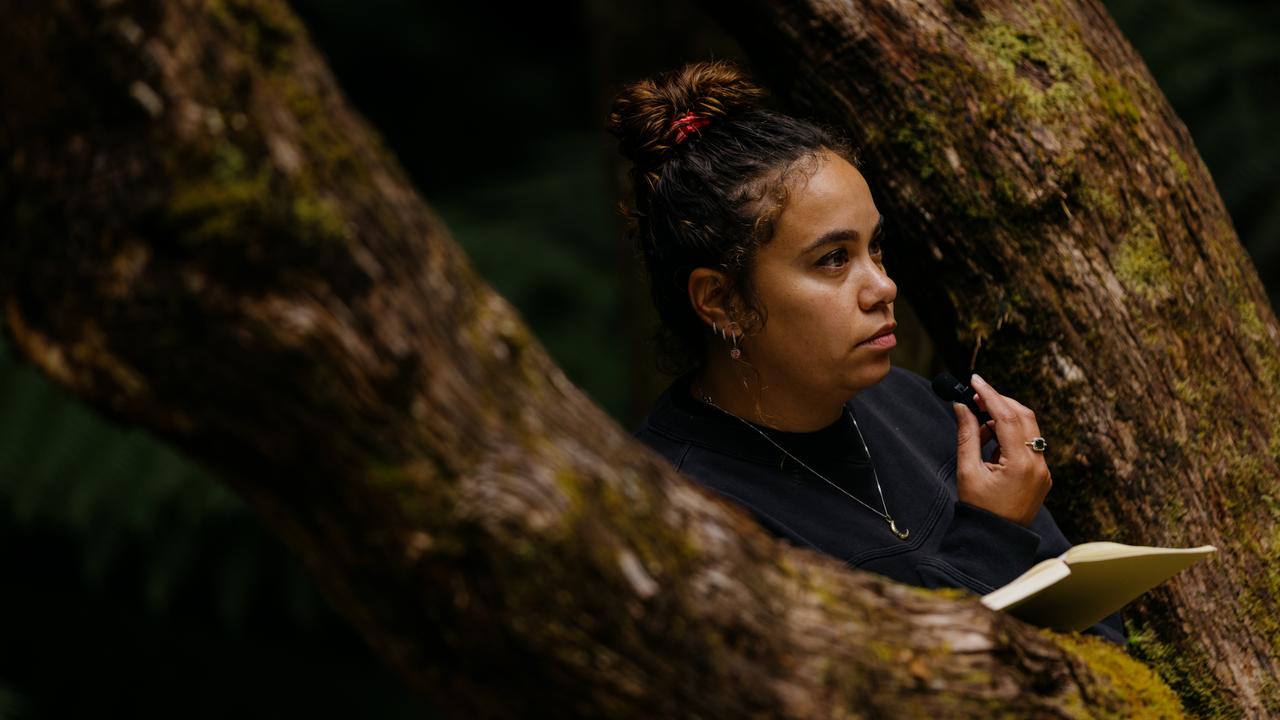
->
xmin=1 ymin=1 xmax=1276 ymax=717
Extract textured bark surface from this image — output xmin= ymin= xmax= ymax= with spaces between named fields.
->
xmin=696 ymin=0 xmax=1280 ymax=715
xmin=0 ymin=0 xmax=1202 ymax=717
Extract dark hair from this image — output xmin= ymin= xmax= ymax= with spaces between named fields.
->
xmin=607 ymin=59 xmax=858 ymax=376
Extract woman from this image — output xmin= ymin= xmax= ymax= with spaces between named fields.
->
xmin=608 ymin=60 xmax=1125 ymax=645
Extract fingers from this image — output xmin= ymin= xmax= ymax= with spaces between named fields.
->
xmin=979 ymin=420 xmax=1001 ymax=463
xmin=952 ymin=402 xmax=985 ymax=474
xmin=978 ymin=420 xmax=993 ymax=447
xmin=969 ymin=374 xmax=1042 ymax=464
xmin=968 ymin=385 xmax=997 ymax=455
xmin=960 ymin=375 xmax=1053 ymax=524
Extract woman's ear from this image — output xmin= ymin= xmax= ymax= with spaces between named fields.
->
xmin=688 ymin=267 xmax=733 ymax=329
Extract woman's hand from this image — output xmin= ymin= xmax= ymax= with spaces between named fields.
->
xmin=951 ymin=373 xmax=1051 ymax=527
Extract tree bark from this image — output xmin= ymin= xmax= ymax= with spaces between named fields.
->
xmin=0 ymin=0 xmax=1201 ymax=717
xmin=696 ymin=0 xmax=1280 ymax=715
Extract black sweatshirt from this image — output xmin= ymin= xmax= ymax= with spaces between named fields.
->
xmin=633 ymin=365 xmax=1126 ymax=646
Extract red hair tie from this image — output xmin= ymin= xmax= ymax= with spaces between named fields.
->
xmin=672 ymin=111 xmax=712 ymax=144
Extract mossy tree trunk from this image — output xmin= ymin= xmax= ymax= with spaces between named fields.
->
xmin=696 ymin=0 xmax=1280 ymax=715
xmin=0 ymin=0 xmax=1207 ymax=717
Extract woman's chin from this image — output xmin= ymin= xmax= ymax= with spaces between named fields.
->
xmin=842 ymin=359 xmax=892 ymax=394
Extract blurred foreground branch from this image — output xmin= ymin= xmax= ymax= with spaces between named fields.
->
xmin=0 ymin=0 xmax=1207 ymax=716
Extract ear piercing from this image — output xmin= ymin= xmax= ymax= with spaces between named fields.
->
xmin=712 ymin=320 xmax=742 ymax=359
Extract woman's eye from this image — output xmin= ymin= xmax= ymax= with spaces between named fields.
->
xmin=818 ymin=248 xmax=849 ymax=268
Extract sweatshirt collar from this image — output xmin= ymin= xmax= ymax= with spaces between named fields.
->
xmin=642 ymin=369 xmax=871 ymax=466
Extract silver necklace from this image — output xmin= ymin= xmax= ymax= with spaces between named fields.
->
xmin=697 ymin=387 xmax=910 ymax=541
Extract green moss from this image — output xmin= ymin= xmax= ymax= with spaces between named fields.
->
xmin=201 ymin=0 xmax=380 ymax=212
xmin=1077 ymin=186 xmax=1121 ymax=220
xmin=1125 ymin=620 xmax=1240 ymax=718
xmin=168 ymin=166 xmax=270 ymax=245
xmin=276 ymin=76 xmax=370 ymax=185
xmin=553 ymin=462 xmax=699 ymax=582
xmin=1161 ymin=495 xmax=1188 ymax=540
xmin=1235 ymin=297 xmax=1267 ymax=342
xmin=1170 ymin=377 xmax=1201 ymax=406
xmin=1213 ymin=276 xmax=1280 ymax=673
xmin=209 ymin=141 xmax=248 ymax=182
xmin=1235 ymin=523 xmax=1280 ymax=654
xmin=875 ymin=60 xmax=995 ymax=222
xmin=875 ymin=10 xmax=1125 ymax=228
xmin=207 ymin=0 xmax=303 ymax=67
xmin=907 ymin=585 xmax=971 ymax=602
xmin=992 ymin=174 xmax=1021 ymax=206
xmin=866 ymin=639 xmax=895 ymax=664
xmin=1168 ymin=150 xmax=1190 ymax=182
xmin=913 ymin=9 xmax=1147 ymax=228
xmin=1222 ymin=449 xmax=1273 ymax=515
xmin=292 ymin=195 xmax=346 ymax=244
xmin=166 ymin=146 xmax=348 ymax=257
xmin=970 ymin=17 xmax=1090 ymax=123
xmin=1110 ymin=213 xmax=1173 ymax=302
xmin=158 ymin=0 xmax=361 ymax=266
xmin=457 ymin=288 xmax=552 ymax=406
xmin=1047 ymin=630 xmax=1187 ymax=719
xmin=1263 ymin=676 xmax=1280 ymax=716
xmin=872 ymin=7 xmax=1167 ymax=241
xmin=1271 ymin=411 xmax=1280 ymax=466
xmin=1094 ymin=71 xmax=1142 ymax=124
xmin=890 ymin=106 xmax=949 ymax=183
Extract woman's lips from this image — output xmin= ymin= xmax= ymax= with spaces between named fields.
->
xmin=859 ymin=331 xmax=896 ymax=349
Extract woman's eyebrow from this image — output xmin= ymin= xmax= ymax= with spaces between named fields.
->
xmin=799 ymin=214 xmax=884 ymax=256
xmin=801 ymin=228 xmax=858 ymax=256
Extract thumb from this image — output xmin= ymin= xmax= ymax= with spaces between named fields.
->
xmin=953 ymin=402 xmax=983 ymax=472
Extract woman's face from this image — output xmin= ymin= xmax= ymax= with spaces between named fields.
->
xmin=738 ymin=148 xmax=897 ymax=401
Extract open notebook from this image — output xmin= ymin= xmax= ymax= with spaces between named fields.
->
xmin=980 ymin=541 xmax=1216 ymax=631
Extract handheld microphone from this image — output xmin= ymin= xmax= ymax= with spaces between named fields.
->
xmin=931 ymin=371 xmax=993 ymax=425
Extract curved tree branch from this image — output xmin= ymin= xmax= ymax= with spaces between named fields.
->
xmin=0 ymin=0 xmax=1185 ymax=716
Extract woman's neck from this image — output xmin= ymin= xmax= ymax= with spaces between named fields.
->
xmin=690 ymin=355 xmax=846 ymax=432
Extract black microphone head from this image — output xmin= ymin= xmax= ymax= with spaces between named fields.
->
xmin=931 ymin=371 xmax=966 ymax=404
xmin=932 ymin=370 xmax=991 ymax=424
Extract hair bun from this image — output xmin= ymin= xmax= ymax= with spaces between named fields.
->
xmin=607 ymin=59 xmax=765 ymax=178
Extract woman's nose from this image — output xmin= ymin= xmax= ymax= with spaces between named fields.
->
xmin=861 ymin=268 xmax=897 ymax=310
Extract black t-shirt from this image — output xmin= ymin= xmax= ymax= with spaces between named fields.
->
xmin=635 ymin=366 xmax=1127 ymax=646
